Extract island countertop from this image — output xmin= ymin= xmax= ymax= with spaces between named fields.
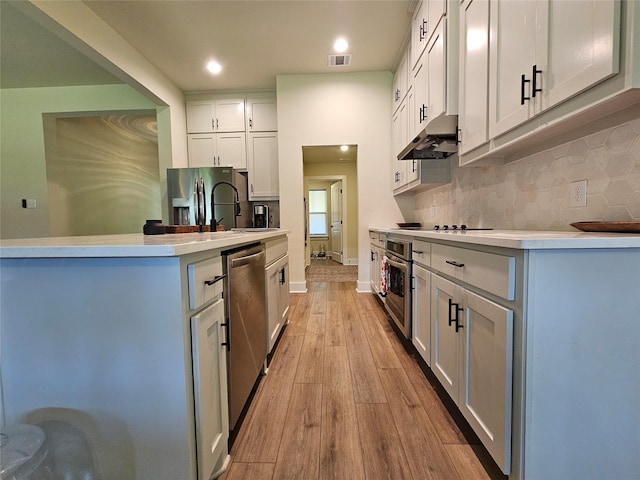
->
xmin=0 ymin=229 xmax=289 ymax=258
xmin=371 ymin=227 xmax=640 ymax=249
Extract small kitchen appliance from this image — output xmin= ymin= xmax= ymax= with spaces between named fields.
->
xmin=253 ymin=204 xmax=269 ymax=228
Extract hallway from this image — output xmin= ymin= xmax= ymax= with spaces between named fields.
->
xmin=219 ymin=280 xmax=505 ymax=480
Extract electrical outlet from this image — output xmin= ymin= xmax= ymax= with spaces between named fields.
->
xmin=570 ymin=180 xmax=587 ymax=208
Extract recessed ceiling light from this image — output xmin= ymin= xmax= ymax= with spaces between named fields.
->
xmin=333 ymin=37 xmax=349 ymax=53
xmin=206 ymin=60 xmax=222 ymax=75
xmin=340 ymin=145 xmax=349 ymax=152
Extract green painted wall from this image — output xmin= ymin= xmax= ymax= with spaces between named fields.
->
xmin=1 ymin=84 xmax=157 ymax=239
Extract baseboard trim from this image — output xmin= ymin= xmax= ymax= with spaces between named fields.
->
xmin=290 ymin=281 xmax=307 ymax=293
xmin=356 ymin=280 xmax=372 ymax=293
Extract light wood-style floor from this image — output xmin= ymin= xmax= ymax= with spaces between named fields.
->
xmin=219 ymin=280 xmax=506 ymax=480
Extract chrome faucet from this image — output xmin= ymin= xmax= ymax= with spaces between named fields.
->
xmin=210 ymin=181 xmax=241 ymax=230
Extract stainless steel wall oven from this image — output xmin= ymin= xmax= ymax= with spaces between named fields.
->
xmin=384 ymin=237 xmax=412 ymax=338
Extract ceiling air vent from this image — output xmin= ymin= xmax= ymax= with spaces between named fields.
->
xmin=328 ymin=54 xmax=352 ymax=67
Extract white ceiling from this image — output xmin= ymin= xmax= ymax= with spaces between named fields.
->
xmin=2 ymin=0 xmax=413 ymax=93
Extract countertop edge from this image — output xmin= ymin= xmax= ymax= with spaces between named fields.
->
xmin=0 ymin=230 xmax=290 ymax=259
xmin=372 ymin=228 xmax=640 ymax=249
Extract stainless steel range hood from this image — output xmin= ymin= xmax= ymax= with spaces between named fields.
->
xmin=398 ymin=114 xmax=458 ymax=160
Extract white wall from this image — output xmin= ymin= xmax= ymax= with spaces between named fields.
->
xmin=277 ymin=72 xmax=405 ymax=292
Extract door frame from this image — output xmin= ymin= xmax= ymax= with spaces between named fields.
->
xmin=304 ymin=174 xmax=347 ymax=267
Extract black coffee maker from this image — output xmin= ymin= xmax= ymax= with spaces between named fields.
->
xmin=253 ymin=204 xmax=269 ymax=228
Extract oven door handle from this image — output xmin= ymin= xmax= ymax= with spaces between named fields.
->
xmin=385 ymin=256 xmax=408 ymax=272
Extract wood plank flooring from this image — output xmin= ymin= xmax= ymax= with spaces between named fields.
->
xmin=220 ymin=281 xmax=506 ymax=480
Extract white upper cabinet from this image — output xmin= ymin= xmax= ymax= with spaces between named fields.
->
xmin=188 ymin=133 xmax=247 ymax=169
xmin=489 ymin=0 xmax=621 ymax=138
xmin=426 ymin=19 xmax=447 ymax=122
xmin=246 ymin=93 xmax=277 ymax=132
xmin=187 ymin=97 xmax=245 ymax=133
xmin=411 ymin=1 xmax=429 ymax=69
xmin=393 ymin=50 xmax=410 ymax=112
xmin=537 ymin=0 xmax=621 ymax=110
xmin=459 ymin=0 xmax=490 ymax=154
xmin=409 ymin=56 xmax=428 ymax=139
xmin=488 ymin=0 xmax=537 ymax=138
xmin=411 ymin=0 xmax=447 ymax=69
xmin=247 ymin=132 xmax=279 ymax=200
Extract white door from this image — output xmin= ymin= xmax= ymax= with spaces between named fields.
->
xmin=412 ymin=264 xmax=431 ymax=366
xmin=330 ymin=181 xmax=343 ymax=264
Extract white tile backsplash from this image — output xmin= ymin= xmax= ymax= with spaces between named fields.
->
xmin=414 ymin=117 xmax=640 ymax=231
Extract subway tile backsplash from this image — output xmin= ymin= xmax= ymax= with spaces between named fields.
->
xmin=414 ymin=117 xmax=640 ymax=231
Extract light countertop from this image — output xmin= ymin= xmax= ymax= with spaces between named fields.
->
xmin=372 ymin=228 xmax=640 ymax=249
xmin=0 ymin=229 xmax=289 ymax=258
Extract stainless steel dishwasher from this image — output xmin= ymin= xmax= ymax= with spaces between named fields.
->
xmin=223 ymin=242 xmax=267 ymax=431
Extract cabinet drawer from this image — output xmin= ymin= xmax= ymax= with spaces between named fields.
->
xmin=188 ymin=256 xmax=224 ymax=310
xmin=412 ymin=239 xmax=431 ymax=267
xmin=431 ymin=243 xmax=515 ymax=300
xmin=368 ymin=231 xmax=384 ymax=248
xmin=265 ymin=236 xmax=287 ymax=265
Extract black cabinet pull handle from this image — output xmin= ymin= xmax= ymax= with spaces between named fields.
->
xmin=221 ymin=321 xmax=230 ymax=350
xmin=448 ymin=298 xmax=464 ymax=332
xmin=280 ymin=267 xmax=286 ymax=285
xmin=521 ymin=74 xmax=531 ymax=105
xmin=448 ymin=298 xmax=464 ymax=328
xmin=532 ymin=65 xmax=543 ymax=97
xmin=419 ymin=19 xmax=427 ymax=41
xmin=204 ymin=274 xmax=226 ymax=286
xmin=445 ymin=260 xmax=465 ymax=268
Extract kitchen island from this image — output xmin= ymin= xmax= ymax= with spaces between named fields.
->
xmin=0 ymin=229 xmax=288 ymax=480
xmin=372 ymin=227 xmax=640 ymax=480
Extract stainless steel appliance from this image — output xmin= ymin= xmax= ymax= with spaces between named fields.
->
xmin=167 ymin=167 xmax=237 ymax=229
xmin=384 ymin=237 xmax=412 ymax=338
xmin=253 ymin=204 xmax=269 ymax=228
xmin=223 ymin=243 xmax=267 ymax=431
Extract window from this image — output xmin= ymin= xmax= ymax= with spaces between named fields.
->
xmin=309 ymin=189 xmax=328 ymax=236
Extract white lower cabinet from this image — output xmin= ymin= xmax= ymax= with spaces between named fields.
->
xmin=265 ymin=246 xmax=289 ymax=354
xmin=190 ymin=298 xmax=229 ymax=480
xmin=431 ymin=272 xmax=513 ymax=474
xmin=411 ymin=263 xmax=431 ymax=366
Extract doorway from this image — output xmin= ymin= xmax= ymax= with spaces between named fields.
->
xmin=302 ymin=144 xmax=358 ymax=269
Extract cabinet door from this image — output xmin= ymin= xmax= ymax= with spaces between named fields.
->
xmin=391 ymin=102 xmax=408 ymax=189
xmin=411 ymin=1 xmax=428 ymax=68
xmin=393 ymin=51 xmax=409 ymax=112
xmin=247 ymin=132 xmax=279 ymax=200
xmin=410 ymin=57 xmax=428 ymax=139
xmin=191 ymin=298 xmax=229 ymax=480
xmin=246 ymin=96 xmax=277 ymax=132
xmin=187 ymin=100 xmax=215 ymax=133
xmin=489 ymin=0 xmax=537 ymax=138
xmin=217 ymin=132 xmax=247 ymax=169
xmin=266 ymin=261 xmax=280 ymax=353
xmin=412 ymin=264 xmax=431 ymax=366
xmin=537 ymin=0 xmax=621 ymax=111
xmin=431 ymin=274 xmax=460 ymax=400
xmin=188 ymin=134 xmax=217 ymax=167
xmin=370 ymin=248 xmax=378 ymax=293
xmin=459 ymin=0 xmax=490 ymax=154
xmin=427 ymin=19 xmax=446 ymax=121
xmin=459 ymin=288 xmax=513 ymax=474
xmin=278 ymin=257 xmax=290 ymax=328
xmin=428 ymin=0 xmax=447 ymax=43
xmin=215 ymin=98 xmax=245 ymax=132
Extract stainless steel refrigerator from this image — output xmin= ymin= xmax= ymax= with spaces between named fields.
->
xmin=167 ymin=167 xmax=237 ymax=229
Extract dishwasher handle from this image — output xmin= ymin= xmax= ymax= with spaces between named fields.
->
xmin=230 ymin=250 xmax=264 ymax=268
